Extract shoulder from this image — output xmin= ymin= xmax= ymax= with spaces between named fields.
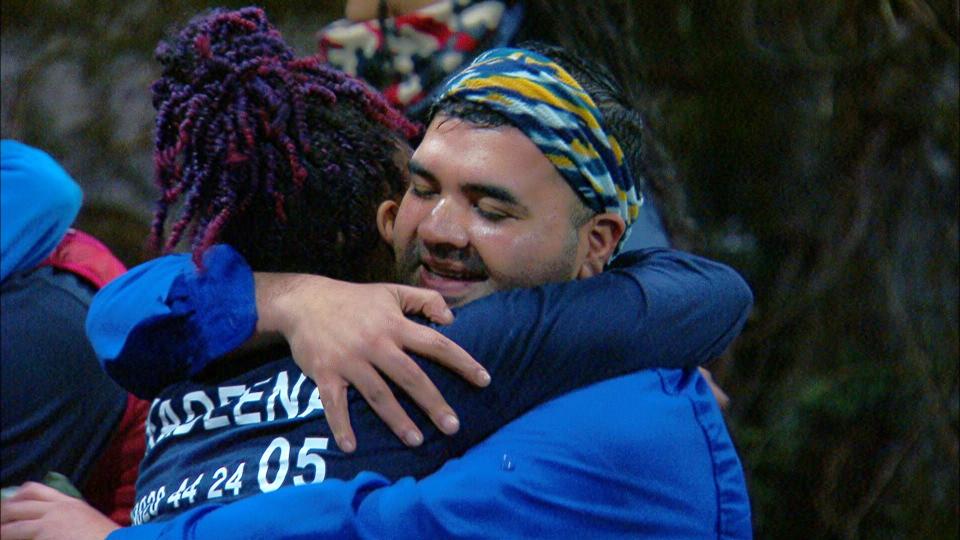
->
xmin=2 ymin=266 xmax=96 ymax=314
xmin=505 ymin=371 xmax=717 ymax=467
xmin=452 ymin=369 xmax=751 ymax=537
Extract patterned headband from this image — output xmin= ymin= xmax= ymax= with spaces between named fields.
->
xmin=435 ymin=47 xmax=643 ymax=241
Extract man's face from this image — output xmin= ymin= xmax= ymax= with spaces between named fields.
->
xmin=383 ymin=115 xmax=591 ymax=306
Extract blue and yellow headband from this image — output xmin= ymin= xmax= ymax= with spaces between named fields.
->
xmin=435 ymin=47 xmax=643 ymax=242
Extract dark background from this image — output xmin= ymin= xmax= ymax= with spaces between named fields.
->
xmin=2 ymin=1 xmax=957 ymax=538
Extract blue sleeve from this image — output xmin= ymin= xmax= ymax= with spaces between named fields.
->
xmin=110 ymin=469 xmax=649 ymax=540
xmin=431 ymin=247 xmax=752 ymax=422
xmin=86 ymin=245 xmax=257 ymax=398
xmin=0 ymin=140 xmax=82 ymax=282
xmin=353 ymin=247 xmax=752 ymax=462
xmin=105 ymin=472 xmax=386 ymax=540
xmin=110 ymin=465 xmax=636 ymax=540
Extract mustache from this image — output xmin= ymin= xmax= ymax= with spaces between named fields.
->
xmin=400 ymin=242 xmax=487 ymax=276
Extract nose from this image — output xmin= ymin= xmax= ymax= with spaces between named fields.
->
xmin=418 ymin=197 xmax=469 ymax=251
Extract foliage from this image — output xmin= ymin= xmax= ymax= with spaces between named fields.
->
xmin=619 ymin=2 xmax=959 ymax=537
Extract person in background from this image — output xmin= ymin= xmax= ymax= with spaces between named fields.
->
xmin=0 ymin=140 xmax=146 ymax=524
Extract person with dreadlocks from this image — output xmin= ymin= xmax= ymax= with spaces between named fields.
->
xmin=0 ymin=8 xmax=752 ymax=540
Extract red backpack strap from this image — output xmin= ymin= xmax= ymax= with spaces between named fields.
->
xmin=40 ymin=229 xmax=127 ymax=288
xmin=83 ymin=395 xmax=149 ymax=525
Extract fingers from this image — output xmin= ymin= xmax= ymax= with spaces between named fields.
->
xmin=1 ymin=500 xmax=47 ymax=524
xmin=349 ymin=363 xmax=424 ymax=447
xmin=373 ymin=346 xmax=462 ymax=436
xmin=0 ymin=482 xmax=63 ymax=536
xmin=391 ymin=285 xmax=454 ymax=325
xmin=402 ymin=321 xmax=490 ymax=387
xmin=280 ymin=280 xmax=494 ymax=452
xmin=698 ymin=367 xmax=730 ymax=410
xmin=0 ymin=520 xmax=40 ymax=540
xmin=0 ymin=485 xmax=49 ymax=540
xmin=1 ymin=487 xmax=118 ymax=540
xmin=7 ymin=482 xmax=67 ymax=503
xmin=315 ymin=379 xmax=356 ymax=453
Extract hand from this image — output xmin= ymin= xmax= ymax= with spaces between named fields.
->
xmin=698 ymin=367 xmax=730 ymax=410
xmin=255 ymin=273 xmax=491 ymax=453
xmin=0 ymin=482 xmax=119 ymax=540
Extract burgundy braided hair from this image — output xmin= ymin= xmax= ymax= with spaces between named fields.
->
xmin=150 ymin=7 xmax=418 ymax=278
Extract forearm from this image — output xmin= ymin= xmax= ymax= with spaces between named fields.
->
xmin=604 ymin=247 xmax=754 ymax=367
xmin=427 ymin=247 xmax=754 ymax=415
xmin=339 ymin=247 xmax=753 ymax=459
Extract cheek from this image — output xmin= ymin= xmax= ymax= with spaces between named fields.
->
xmin=470 ymin=223 xmax=554 ymax=273
xmin=394 ymin=196 xmax=427 ymax=243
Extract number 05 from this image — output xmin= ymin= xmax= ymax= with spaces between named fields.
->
xmin=293 ymin=437 xmax=328 ymax=486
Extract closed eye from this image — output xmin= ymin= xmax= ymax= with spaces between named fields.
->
xmin=474 ymin=200 xmax=512 ymax=222
xmin=463 ymin=183 xmax=527 ymax=221
xmin=407 ymin=160 xmax=440 ymax=199
xmin=409 ymin=180 xmax=437 ymax=199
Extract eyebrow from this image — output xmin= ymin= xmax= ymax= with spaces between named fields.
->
xmin=408 ymin=160 xmax=437 ymax=185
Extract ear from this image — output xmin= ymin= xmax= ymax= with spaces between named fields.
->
xmin=576 ymin=213 xmax=626 ymax=279
xmin=377 ymin=200 xmax=399 ymax=244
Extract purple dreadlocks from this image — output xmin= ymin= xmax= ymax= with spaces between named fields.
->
xmin=150 ymin=7 xmax=419 ymax=279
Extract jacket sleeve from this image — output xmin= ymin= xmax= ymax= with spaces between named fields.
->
xmin=85 ymin=245 xmax=257 ymax=398
xmin=0 ymin=140 xmax=82 ymax=282
xmin=107 ymin=469 xmax=553 ymax=540
xmin=411 ymin=246 xmax=753 ymax=437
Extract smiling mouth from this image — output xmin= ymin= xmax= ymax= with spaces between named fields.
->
xmin=416 ymin=264 xmax=487 ymax=300
xmin=421 ymin=263 xmax=486 ymax=282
